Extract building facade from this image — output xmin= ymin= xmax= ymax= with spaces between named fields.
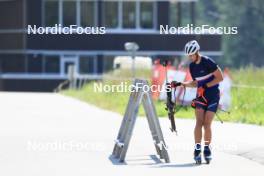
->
xmin=0 ymin=0 xmax=221 ymax=91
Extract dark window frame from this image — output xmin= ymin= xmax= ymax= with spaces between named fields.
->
xmin=79 ymin=55 xmax=97 ymax=74
xmin=44 ymin=55 xmax=60 ymax=74
xmin=44 ymin=0 xmax=59 ymax=27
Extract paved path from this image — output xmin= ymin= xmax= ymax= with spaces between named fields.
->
xmin=0 ymin=92 xmax=263 ymax=176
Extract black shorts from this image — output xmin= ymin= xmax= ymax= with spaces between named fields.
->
xmin=195 ymin=89 xmax=220 ymax=113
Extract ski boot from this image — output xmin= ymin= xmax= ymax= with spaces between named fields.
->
xmin=203 ymin=145 xmax=212 ymax=164
xmin=194 ymin=144 xmax=202 ymax=164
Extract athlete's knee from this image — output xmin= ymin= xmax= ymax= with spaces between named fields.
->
xmin=203 ymin=116 xmax=213 ymax=130
xmin=195 ymin=123 xmax=203 ymax=129
xmin=203 ymin=123 xmax=211 ymax=131
xmin=195 ymin=118 xmax=203 ymax=128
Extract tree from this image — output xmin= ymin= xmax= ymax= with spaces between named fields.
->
xmin=196 ymin=0 xmax=264 ymax=67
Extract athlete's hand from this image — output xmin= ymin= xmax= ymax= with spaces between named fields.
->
xmin=202 ymin=84 xmax=208 ymax=89
xmin=171 ymin=81 xmax=182 ymax=88
xmin=197 ymin=81 xmax=208 ymax=88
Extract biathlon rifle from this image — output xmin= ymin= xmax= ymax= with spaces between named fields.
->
xmin=163 ymin=60 xmax=181 ymax=134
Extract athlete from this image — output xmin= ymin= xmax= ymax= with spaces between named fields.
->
xmin=171 ymin=40 xmax=224 ymax=164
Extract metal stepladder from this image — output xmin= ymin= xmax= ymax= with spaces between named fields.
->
xmin=112 ymin=79 xmax=170 ymax=163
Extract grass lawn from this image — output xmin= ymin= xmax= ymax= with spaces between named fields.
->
xmin=62 ymin=67 xmax=264 ymax=125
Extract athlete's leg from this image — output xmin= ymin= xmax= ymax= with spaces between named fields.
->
xmin=203 ymin=111 xmax=215 ymax=145
xmin=194 ymin=107 xmax=205 ymax=144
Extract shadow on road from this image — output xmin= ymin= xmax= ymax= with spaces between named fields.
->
xmin=109 ymin=154 xmax=201 ymax=168
xmin=153 ymin=162 xmax=201 ymax=168
xmin=109 ymin=154 xmax=163 ymax=166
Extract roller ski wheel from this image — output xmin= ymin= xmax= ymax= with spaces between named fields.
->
xmin=195 ymin=158 xmax=202 ymax=165
xmin=194 ymin=149 xmax=202 ymax=165
xmin=205 ymin=158 xmax=211 ymax=164
xmin=204 ymin=146 xmax=212 ymax=164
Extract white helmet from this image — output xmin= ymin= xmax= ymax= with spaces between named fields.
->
xmin=184 ymin=40 xmax=200 ymax=55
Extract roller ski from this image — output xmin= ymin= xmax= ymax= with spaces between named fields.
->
xmin=194 ymin=144 xmax=202 ymax=164
xmin=203 ymin=145 xmax=212 ymax=164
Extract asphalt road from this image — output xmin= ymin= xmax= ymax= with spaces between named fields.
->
xmin=0 ymin=92 xmax=263 ymax=176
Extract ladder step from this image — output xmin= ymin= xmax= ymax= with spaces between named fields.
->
xmin=154 ymin=141 xmax=168 ymax=151
xmin=114 ymin=140 xmax=124 ymax=147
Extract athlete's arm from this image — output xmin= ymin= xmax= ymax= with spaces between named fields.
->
xmin=206 ymin=67 xmax=224 ymax=87
xmin=182 ymin=80 xmax=197 ymax=88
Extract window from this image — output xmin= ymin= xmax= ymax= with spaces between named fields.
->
xmin=81 ymin=1 xmax=95 ymax=26
xmin=45 ymin=0 xmax=59 ymax=26
xmin=79 ymin=56 xmax=96 ymax=74
xmin=44 ymin=56 xmax=60 ymax=73
xmin=140 ymin=2 xmax=154 ymax=29
xmin=28 ymin=55 xmax=43 ymax=73
xmin=169 ymin=2 xmax=178 ymax=26
xmin=63 ymin=1 xmax=76 ymax=26
xmin=0 ymin=1 xmax=23 ymax=29
xmin=122 ymin=1 xmax=136 ymax=28
xmin=43 ymin=1 xmax=156 ymax=30
xmin=102 ymin=1 xmax=118 ymax=28
xmin=0 ymin=54 xmax=26 ymax=73
xmin=103 ymin=56 xmax=115 ymax=73
xmin=101 ymin=1 xmax=155 ymax=30
xmin=181 ymin=3 xmax=191 ymax=26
